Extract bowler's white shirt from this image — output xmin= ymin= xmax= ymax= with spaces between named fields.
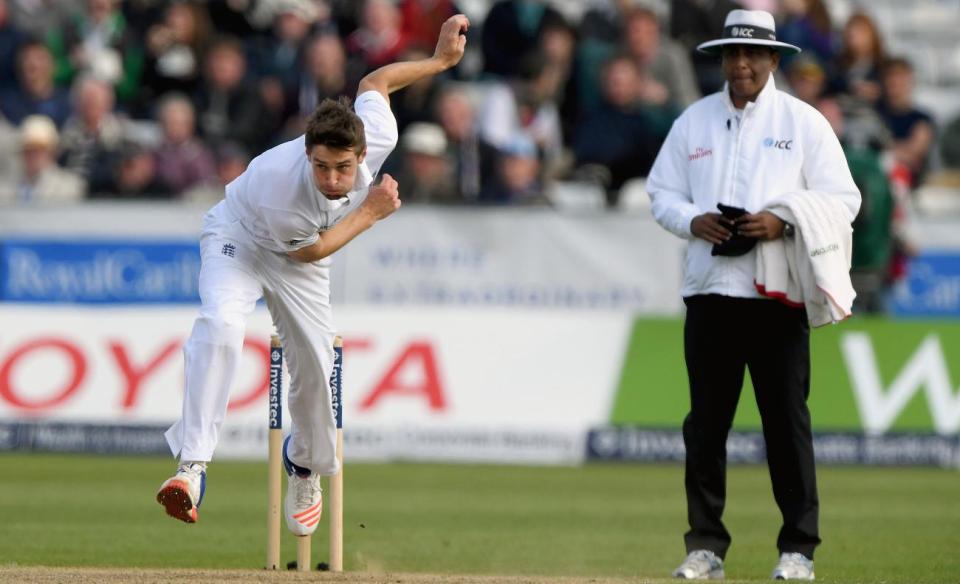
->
xmin=646 ymin=77 xmax=861 ymax=299
xmin=212 ymin=91 xmax=398 ymax=255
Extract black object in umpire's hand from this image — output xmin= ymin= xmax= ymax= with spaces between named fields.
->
xmin=711 ymin=203 xmax=758 ymax=257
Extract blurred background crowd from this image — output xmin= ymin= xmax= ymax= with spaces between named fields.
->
xmin=1 ymin=0 xmax=959 ymax=311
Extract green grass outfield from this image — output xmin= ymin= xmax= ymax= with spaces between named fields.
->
xmin=1 ymin=454 xmax=957 ymax=583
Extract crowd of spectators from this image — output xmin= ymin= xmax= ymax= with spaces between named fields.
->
xmin=0 ymin=0 xmax=953 ymax=206
xmin=0 ymin=0 xmax=958 ymax=309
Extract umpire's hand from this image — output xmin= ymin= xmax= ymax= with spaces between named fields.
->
xmin=362 ymin=174 xmax=401 ymax=221
xmin=691 ymin=213 xmax=734 ymax=244
xmin=737 ymin=211 xmax=786 ymax=240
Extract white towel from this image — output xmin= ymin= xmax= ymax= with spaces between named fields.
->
xmin=755 ymin=191 xmax=857 ymax=327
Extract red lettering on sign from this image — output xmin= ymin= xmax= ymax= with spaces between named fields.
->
xmin=359 ymin=342 xmax=446 ymax=411
xmin=343 ymin=338 xmax=373 ymax=353
xmin=109 ymin=340 xmax=180 ymax=409
xmin=0 ymin=338 xmax=86 ymax=410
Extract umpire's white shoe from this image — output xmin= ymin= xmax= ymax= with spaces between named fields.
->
xmin=772 ymin=552 xmax=815 ymax=580
xmin=156 ymin=461 xmax=206 ymax=523
xmin=672 ymin=549 xmax=725 ymax=579
xmin=283 ymin=436 xmax=322 ymax=536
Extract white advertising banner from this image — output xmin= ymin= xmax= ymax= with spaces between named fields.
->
xmin=0 ymin=204 xmax=688 ymax=314
xmin=330 ymin=208 xmax=686 ymax=313
xmin=0 ymin=305 xmax=632 ymax=464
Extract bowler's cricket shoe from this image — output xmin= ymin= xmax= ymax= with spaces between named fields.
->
xmin=283 ymin=435 xmax=322 ymax=536
xmin=672 ymin=549 xmax=725 ymax=579
xmin=772 ymin=552 xmax=815 ymax=580
xmin=156 ymin=461 xmax=206 ymax=523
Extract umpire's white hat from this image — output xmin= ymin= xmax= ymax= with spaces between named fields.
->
xmin=697 ymin=10 xmax=802 ymax=55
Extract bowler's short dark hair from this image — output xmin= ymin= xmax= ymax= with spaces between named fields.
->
xmin=304 ymin=97 xmax=366 ymax=155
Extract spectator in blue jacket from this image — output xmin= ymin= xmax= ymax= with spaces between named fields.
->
xmin=573 ymin=54 xmax=676 ymax=205
xmin=877 ymin=57 xmax=935 ymax=188
xmin=0 ymin=40 xmax=71 ymax=127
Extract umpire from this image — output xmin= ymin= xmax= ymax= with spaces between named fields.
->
xmin=645 ymin=9 xmax=861 ymax=580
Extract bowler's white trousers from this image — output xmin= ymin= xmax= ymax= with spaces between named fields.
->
xmin=165 ymin=210 xmax=339 ymax=475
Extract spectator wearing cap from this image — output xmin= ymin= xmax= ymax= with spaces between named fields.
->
xmin=394 ymin=122 xmax=458 ymax=204
xmin=0 ymin=40 xmax=71 ymax=127
xmin=154 ymin=93 xmax=217 ymax=195
xmin=0 ymin=114 xmax=86 ymax=205
xmin=479 ymin=134 xmax=544 ymax=205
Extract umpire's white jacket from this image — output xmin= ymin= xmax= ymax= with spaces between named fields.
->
xmin=646 ymin=77 xmax=861 ymax=299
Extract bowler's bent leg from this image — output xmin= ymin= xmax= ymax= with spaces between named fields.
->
xmin=263 ymin=257 xmax=338 ymax=476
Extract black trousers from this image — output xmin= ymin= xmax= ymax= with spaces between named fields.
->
xmin=682 ymin=294 xmax=820 ymax=559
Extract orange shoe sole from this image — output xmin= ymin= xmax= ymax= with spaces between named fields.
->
xmin=157 ymin=480 xmax=198 ymax=523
